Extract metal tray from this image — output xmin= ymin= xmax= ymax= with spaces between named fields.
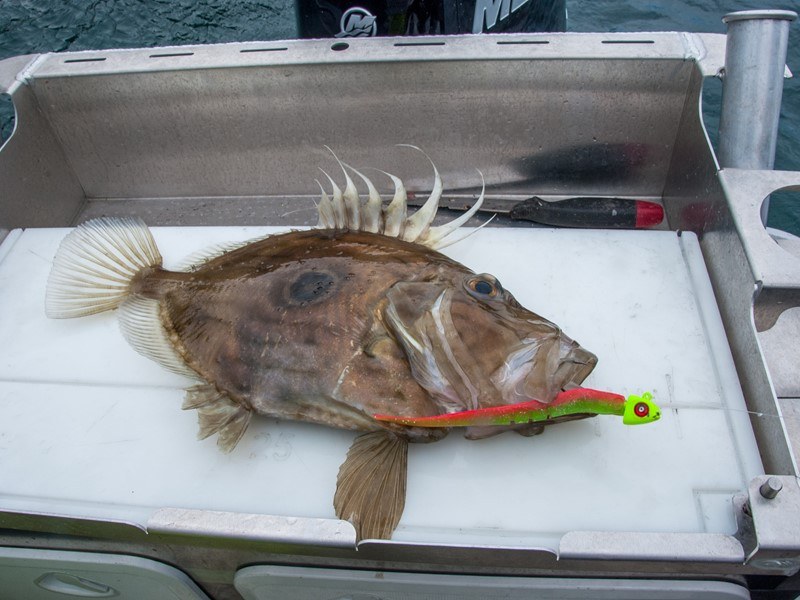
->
xmin=1 ymin=30 xmax=800 ymax=599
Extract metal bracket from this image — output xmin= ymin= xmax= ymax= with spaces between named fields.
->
xmin=685 ymin=33 xmax=727 ymax=78
xmin=735 ymin=475 xmax=800 ymax=574
xmin=718 ymin=168 xmax=800 ymax=331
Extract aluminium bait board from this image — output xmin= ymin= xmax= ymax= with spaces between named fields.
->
xmin=0 ymin=30 xmax=799 ymax=600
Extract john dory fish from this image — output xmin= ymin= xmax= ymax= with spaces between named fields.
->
xmin=45 ymin=149 xmax=597 ymax=540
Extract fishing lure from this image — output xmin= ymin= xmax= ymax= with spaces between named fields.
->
xmin=374 ymin=388 xmax=661 ymax=427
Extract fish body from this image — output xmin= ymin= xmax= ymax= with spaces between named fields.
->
xmin=46 ymin=150 xmax=597 ymax=539
xmin=133 ymin=228 xmax=595 ymax=441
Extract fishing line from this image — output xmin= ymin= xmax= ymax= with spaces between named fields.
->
xmin=659 ymin=402 xmax=799 ymax=423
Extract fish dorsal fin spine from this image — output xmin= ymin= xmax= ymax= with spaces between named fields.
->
xmin=45 ymin=217 xmax=163 ymax=319
xmin=316 ymin=147 xmax=484 ymax=250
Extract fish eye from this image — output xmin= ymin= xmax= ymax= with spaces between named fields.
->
xmin=475 ymin=280 xmax=493 ymax=294
xmin=634 ymin=402 xmax=649 ymax=418
xmin=465 ymin=275 xmax=501 ymax=299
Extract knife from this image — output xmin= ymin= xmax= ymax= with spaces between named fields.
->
xmin=408 ymin=195 xmax=664 ymax=229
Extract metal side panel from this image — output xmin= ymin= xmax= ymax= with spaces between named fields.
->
xmin=3 ymin=33 xmax=724 ymax=205
xmin=25 ymin=60 xmax=692 ymax=200
xmin=0 ymin=68 xmax=85 ymax=236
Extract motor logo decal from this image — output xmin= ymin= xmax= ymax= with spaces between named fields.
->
xmin=336 ymin=6 xmax=378 ymax=37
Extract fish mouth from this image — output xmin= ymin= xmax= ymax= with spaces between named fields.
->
xmin=490 ymin=336 xmax=598 ymax=404
xmin=553 ymin=345 xmax=598 ymax=390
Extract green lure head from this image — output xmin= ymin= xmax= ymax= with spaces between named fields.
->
xmin=623 ymin=392 xmax=661 ymax=425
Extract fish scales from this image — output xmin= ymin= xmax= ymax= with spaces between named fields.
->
xmin=45 ymin=149 xmax=597 ymax=540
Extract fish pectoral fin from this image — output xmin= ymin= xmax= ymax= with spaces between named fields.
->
xmin=183 ymin=383 xmax=252 ymax=453
xmin=334 ymin=431 xmax=409 ymax=541
xmin=385 ymin=283 xmax=473 ymax=412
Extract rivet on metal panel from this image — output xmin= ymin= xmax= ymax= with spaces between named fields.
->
xmin=760 ymin=476 xmax=784 ymax=499
xmin=736 ymin=476 xmax=800 ymax=572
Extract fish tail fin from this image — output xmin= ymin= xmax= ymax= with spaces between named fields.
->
xmin=334 ymin=430 xmax=408 ymax=541
xmin=46 ymin=217 xmax=163 ymax=319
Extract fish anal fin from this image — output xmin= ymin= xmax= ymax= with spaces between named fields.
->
xmin=118 ymin=295 xmax=197 ymax=379
xmin=334 ymin=431 xmax=408 ymax=541
xmin=184 ymin=383 xmax=252 ymax=453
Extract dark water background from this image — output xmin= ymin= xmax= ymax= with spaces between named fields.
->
xmin=0 ymin=0 xmax=798 ymax=234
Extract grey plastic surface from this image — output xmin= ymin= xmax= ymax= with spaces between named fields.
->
xmin=0 ymin=546 xmax=210 ymax=600
xmin=234 ymin=564 xmax=751 ymax=600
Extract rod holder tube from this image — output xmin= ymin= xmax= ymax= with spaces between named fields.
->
xmin=718 ymin=10 xmax=796 ymax=220
xmin=719 ymin=10 xmax=796 ymax=172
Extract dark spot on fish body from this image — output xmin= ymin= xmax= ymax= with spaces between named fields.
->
xmin=288 ymin=271 xmax=337 ymax=306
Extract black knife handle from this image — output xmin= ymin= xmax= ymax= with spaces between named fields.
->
xmin=509 ymin=197 xmax=663 ymax=229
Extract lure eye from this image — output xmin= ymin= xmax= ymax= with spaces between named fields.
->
xmin=634 ymin=402 xmax=649 ymax=418
xmin=466 ymin=275 xmax=500 ymax=299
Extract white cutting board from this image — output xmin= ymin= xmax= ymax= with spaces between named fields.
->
xmin=0 ymin=226 xmax=763 ymax=549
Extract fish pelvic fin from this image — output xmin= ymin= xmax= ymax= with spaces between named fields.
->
xmin=334 ymin=431 xmax=408 ymax=541
xmin=184 ymin=382 xmax=252 ymax=453
xmin=315 ymin=147 xmax=483 ymax=250
xmin=46 ymin=217 xmax=162 ymax=319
